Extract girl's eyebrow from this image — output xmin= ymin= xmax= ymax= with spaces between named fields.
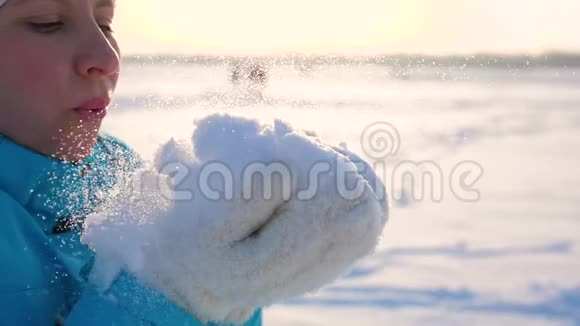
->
xmin=6 ymin=0 xmax=30 ymax=6
xmin=9 ymin=0 xmax=115 ymax=8
xmin=96 ymin=0 xmax=115 ymax=9
xmin=9 ymin=0 xmax=61 ymax=7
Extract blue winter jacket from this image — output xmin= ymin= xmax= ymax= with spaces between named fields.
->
xmin=0 ymin=133 xmax=262 ymax=325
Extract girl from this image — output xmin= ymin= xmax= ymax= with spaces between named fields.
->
xmin=0 ymin=0 xmax=262 ymax=324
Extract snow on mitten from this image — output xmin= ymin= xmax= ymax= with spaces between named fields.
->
xmin=83 ymin=114 xmax=388 ymax=324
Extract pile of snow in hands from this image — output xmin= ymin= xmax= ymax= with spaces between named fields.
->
xmin=83 ymin=114 xmax=388 ymax=324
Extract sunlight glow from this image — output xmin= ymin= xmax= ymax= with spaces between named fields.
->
xmin=114 ymin=0 xmax=580 ymax=55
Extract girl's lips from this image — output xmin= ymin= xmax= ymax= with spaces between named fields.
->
xmin=74 ymin=107 xmax=107 ymax=121
xmin=74 ymin=97 xmax=110 ymax=121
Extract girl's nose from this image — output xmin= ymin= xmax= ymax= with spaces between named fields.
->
xmin=75 ymin=28 xmax=120 ymax=79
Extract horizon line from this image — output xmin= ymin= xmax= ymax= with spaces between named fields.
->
xmin=121 ymin=51 xmax=580 ymax=58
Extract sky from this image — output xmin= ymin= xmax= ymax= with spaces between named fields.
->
xmin=113 ymin=0 xmax=580 ymax=55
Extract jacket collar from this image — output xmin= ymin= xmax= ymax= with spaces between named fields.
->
xmin=0 ymin=134 xmax=120 ymax=222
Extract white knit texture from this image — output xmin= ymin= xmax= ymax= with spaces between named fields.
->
xmin=83 ymin=114 xmax=389 ymax=324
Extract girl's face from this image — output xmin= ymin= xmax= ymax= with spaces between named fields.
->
xmin=0 ymin=0 xmax=119 ymax=162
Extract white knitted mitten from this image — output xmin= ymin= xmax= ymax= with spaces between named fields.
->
xmin=83 ymin=114 xmax=388 ymax=324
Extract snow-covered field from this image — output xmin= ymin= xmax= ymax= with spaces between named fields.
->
xmin=102 ymin=62 xmax=580 ymax=325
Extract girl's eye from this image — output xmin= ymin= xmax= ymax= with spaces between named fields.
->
xmin=27 ymin=21 xmax=113 ymax=35
xmin=98 ymin=24 xmax=114 ymax=34
xmin=29 ymin=21 xmax=64 ymax=34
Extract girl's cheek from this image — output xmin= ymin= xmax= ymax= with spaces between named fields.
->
xmin=4 ymin=37 xmax=66 ymax=94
